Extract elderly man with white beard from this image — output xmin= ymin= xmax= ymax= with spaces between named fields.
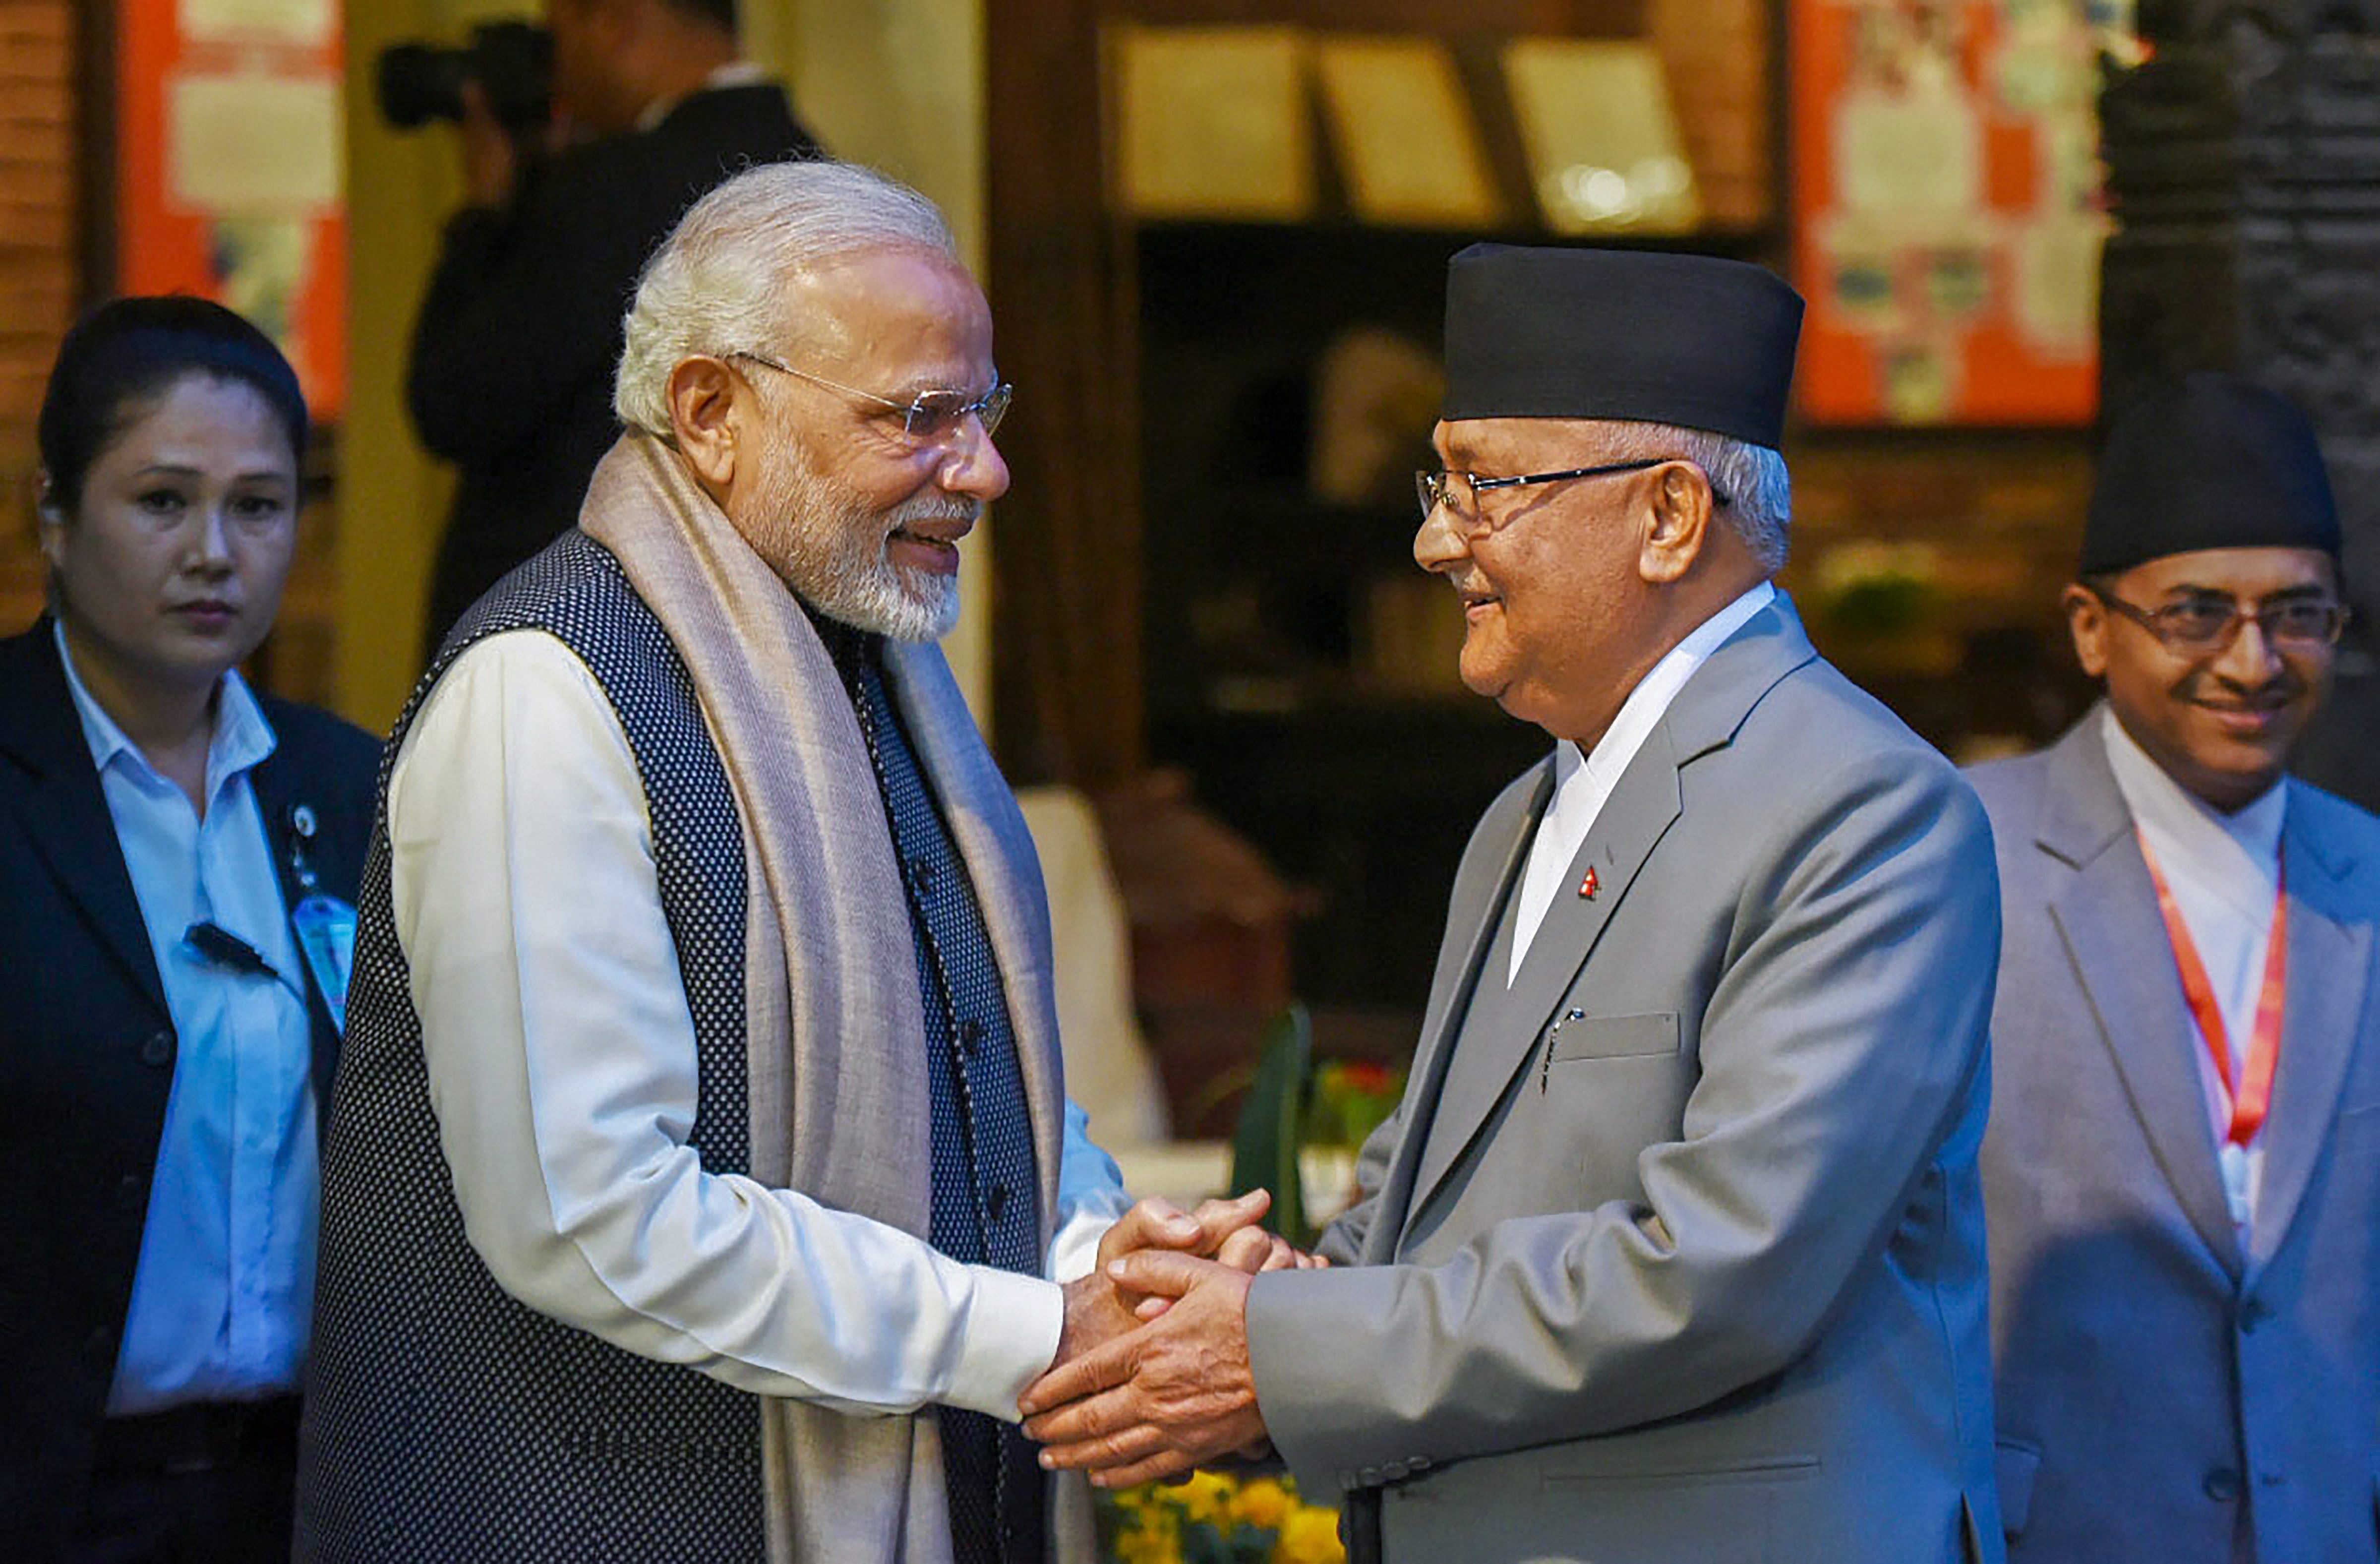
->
xmin=294 ymin=161 xmax=1291 ymax=1564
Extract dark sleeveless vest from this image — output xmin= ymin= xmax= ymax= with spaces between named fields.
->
xmin=295 ymin=535 xmax=766 ymax=1562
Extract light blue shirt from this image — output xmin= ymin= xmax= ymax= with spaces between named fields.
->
xmin=56 ymin=622 xmax=319 ymax=1414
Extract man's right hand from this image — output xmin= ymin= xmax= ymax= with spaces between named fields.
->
xmin=1051 ymin=1191 xmax=1322 ymax=1373
xmin=1094 ymin=1190 xmax=1270 ymax=1274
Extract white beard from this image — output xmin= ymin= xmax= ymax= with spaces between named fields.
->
xmin=743 ymin=443 xmax=969 ymax=643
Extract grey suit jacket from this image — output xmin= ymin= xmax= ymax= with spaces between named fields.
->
xmin=1972 ymin=713 xmax=2380 ymax=1564
xmin=1246 ymin=597 xmax=2004 ymax=1564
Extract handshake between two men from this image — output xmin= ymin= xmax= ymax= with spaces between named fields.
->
xmin=1027 ymin=1190 xmax=1324 ymax=1489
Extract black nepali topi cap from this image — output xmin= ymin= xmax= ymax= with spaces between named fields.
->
xmin=2082 ymin=373 xmax=2341 ymax=578
xmin=1441 ymin=242 xmax=1804 ymax=448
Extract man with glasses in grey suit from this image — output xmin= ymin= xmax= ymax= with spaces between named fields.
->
xmin=1021 ymin=244 xmax=2005 ymax=1563
xmin=1975 ymin=375 xmax=2380 ymax=1563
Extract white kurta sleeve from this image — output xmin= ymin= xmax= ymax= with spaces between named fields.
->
xmin=388 ymin=629 xmax=1070 ymax=1421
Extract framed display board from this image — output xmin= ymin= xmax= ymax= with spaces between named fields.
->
xmin=111 ymin=0 xmax=347 ymax=418
xmin=1789 ymin=0 xmax=2113 ymax=426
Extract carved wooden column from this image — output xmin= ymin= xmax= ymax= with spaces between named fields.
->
xmin=2100 ymin=3 xmax=2380 ymax=808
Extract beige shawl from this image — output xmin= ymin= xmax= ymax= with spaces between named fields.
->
xmin=579 ymin=432 xmax=1093 ymax=1563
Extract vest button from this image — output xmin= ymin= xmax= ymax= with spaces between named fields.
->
xmin=138 ymin=1030 xmax=175 ymax=1068
xmin=2202 ymin=1467 xmax=2242 ymax=1503
xmin=987 ymin=1183 xmax=1010 ymax=1221
xmin=82 ymin=1325 xmax=115 ymax=1372
xmin=2238 ymin=1298 xmax=2271 ymax=1333
xmin=117 ymin=1171 xmax=146 ymax=1208
xmin=909 ymin=859 xmax=938 ymax=895
xmin=958 ymin=1018 xmax=983 ymax=1051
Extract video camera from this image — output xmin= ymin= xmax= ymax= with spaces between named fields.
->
xmin=376 ymin=21 xmax=554 ymax=135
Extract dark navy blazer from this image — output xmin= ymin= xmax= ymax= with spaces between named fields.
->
xmin=0 ymin=620 xmax=377 ymax=1554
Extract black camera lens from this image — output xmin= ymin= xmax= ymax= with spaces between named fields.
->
xmin=375 ymin=42 xmax=467 ymax=130
xmin=375 ymin=21 xmax=554 ymax=135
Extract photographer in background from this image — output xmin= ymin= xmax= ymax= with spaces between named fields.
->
xmin=407 ymin=0 xmax=817 ymax=654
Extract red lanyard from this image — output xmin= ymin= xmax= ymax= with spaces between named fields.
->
xmin=2138 ymin=834 xmax=2287 ymax=1147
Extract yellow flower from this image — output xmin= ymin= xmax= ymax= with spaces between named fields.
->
xmin=1231 ymin=1476 xmax=1293 ymax=1531
xmin=1174 ymin=1469 xmax=1237 ymax=1527
xmin=1115 ymin=1517 xmax=1184 ymax=1564
xmin=1122 ymin=1485 xmax=1182 ymax=1525
xmin=1273 ymin=1505 xmax=1347 ymax=1564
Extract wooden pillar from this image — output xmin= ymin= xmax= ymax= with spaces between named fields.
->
xmin=0 ymin=0 xmax=84 ymax=627
xmin=2099 ymin=5 xmax=2380 ymax=808
xmin=982 ymin=0 xmax=1146 ymax=788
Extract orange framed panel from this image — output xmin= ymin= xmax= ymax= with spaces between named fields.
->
xmin=114 ymin=0 xmax=347 ymax=420
xmin=1788 ymin=0 xmax=2105 ymax=426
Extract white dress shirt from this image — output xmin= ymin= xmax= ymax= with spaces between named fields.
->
xmin=1509 ymin=582 xmax=1777 ymax=982
xmin=387 ymin=630 xmax=1131 ymax=1423
xmin=58 ymin=623 xmax=318 ymax=1415
xmin=2101 ymin=706 xmax=2286 ymax=1231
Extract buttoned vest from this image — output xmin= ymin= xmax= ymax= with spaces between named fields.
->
xmin=298 ymin=535 xmax=766 ymax=1562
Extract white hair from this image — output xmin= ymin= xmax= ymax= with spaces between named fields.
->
xmin=613 ymin=159 xmax=958 ymax=436
xmin=1608 ymin=421 xmax=1792 ymax=571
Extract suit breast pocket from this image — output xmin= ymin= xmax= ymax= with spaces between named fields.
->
xmin=1547 ymin=1011 xmax=1681 ymax=1064
xmin=1530 ymin=1010 xmax=1691 ymax=1198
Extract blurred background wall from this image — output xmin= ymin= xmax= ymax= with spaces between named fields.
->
xmin=331 ymin=0 xmax=991 ymax=733
xmin=13 ymin=0 xmax=2376 ymax=1133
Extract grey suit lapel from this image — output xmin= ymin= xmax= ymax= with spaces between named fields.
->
xmin=2249 ymin=800 xmax=2370 ymax=1273
xmin=1367 ymin=763 xmax=1549 ymax=1264
xmin=2037 ymin=723 xmax=2243 ymax=1276
xmin=1394 ymin=595 xmax=1814 ymax=1233
xmin=1404 ymin=732 xmax=1684 ymax=1220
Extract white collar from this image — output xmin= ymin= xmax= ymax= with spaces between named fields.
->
xmin=1511 ymin=582 xmax=1776 ymax=984
xmin=1564 ymin=580 xmax=1777 ymax=790
xmin=2100 ymin=705 xmax=2285 ymax=922
xmin=54 ymin=618 xmax=276 ymax=800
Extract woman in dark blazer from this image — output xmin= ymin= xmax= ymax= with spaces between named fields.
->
xmin=0 ymin=298 xmax=377 ymax=1561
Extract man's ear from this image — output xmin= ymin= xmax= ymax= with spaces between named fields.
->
xmin=2062 ymin=582 xmax=2109 ymax=678
xmin=667 ymin=357 xmax=743 ymax=492
xmin=1638 ymin=461 xmax=1715 ymax=585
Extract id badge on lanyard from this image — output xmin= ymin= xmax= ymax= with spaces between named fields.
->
xmin=292 ymin=894 xmax=357 ymax=1033
xmin=284 ymin=803 xmax=357 ymax=1036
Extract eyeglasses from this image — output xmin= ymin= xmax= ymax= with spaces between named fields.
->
xmin=1415 ymin=458 xmax=1730 ymax=526
xmin=2089 ymin=585 xmax=2351 ymax=656
xmin=730 ymin=352 xmax=1012 ymax=443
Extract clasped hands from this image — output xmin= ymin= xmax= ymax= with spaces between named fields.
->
xmin=1024 ymin=1190 xmax=1322 ymax=1488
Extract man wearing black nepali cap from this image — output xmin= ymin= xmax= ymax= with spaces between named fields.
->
xmin=1973 ymin=374 xmax=2380 ymax=1564
xmin=1020 ymin=245 xmax=2005 ymax=1562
